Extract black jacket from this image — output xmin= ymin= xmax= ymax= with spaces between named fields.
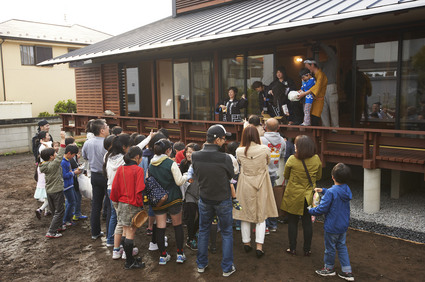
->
xmin=215 ymin=98 xmax=248 ymax=122
xmin=191 ymin=144 xmax=234 ymax=203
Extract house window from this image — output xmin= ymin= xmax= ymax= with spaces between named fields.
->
xmin=20 ymin=45 xmax=53 ymax=66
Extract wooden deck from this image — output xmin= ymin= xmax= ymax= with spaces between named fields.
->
xmin=60 ymin=113 xmax=425 ymax=179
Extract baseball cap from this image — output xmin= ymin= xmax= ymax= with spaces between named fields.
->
xmin=207 ymin=124 xmax=232 ymax=138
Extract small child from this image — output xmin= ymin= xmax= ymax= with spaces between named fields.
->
xmin=297 ymin=68 xmax=316 ymax=126
xmin=39 ymin=131 xmax=67 ymax=239
xmin=61 ymin=144 xmax=82 ymax=226
xmin=53 ymin=141 xmax=60 ymax=153
xmin=308 ymin=163 xmax=354 ymax=281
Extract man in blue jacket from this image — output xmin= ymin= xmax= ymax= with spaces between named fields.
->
xmin=308 ymin=163 xmax=354 ymax=281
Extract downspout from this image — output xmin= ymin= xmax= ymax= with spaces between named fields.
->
xmin=0 ymin=38 xmax=6 ymax=101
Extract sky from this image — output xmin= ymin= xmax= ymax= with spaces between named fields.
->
xmin=0 ymin=0 xmax=173 ymax=35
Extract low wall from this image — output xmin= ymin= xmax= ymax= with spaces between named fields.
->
xmin=0 ymin=117 xmax=62 ymax=155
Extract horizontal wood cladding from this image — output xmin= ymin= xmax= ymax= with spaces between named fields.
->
xmin=176 ymin=0 xmax=235 ymax=14
xmin=75 ymin=66 xmax=103 ymax=114
xmin=102 ymin=64 xmax=120 ymax=115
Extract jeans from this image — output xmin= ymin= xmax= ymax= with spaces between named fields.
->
xmin=197 ymin=198 xmax=234 ymax=272
xmin=287 ymin=200 xmax=312 ymax=252
xmin=90 ymin=172 xmax=109 ymax=237
xmin=64 ymin=187 xmax=76 ymax=223
xmin=324 ymin=231 xmax=352 ymax=273
xmin=107 ymin=189 xmax=117 ymax=245
xmin=266 ymin=175 xmax=278 ymax=229
xmin=73 ymin=188 xmax=82 ymax=217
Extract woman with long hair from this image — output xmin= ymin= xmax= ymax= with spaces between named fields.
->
xmin=281 ymin=135 xmax=322 ymax=256
xmin=149 ymin=138 xmax=187 ymax=265
xmin=233 ymin=125 xmax=278 ymax=258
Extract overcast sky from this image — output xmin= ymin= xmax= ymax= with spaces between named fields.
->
xmin=0 ymin=0 xmax=173 ymax=35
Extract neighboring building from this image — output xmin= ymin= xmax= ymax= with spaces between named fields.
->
xmin=40 ymin=0 xmax=425 ymax=131
xmin=0 ymin=19 xmax=112 ymax=117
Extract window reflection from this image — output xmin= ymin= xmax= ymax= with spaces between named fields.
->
xmin=126 ymin=67 xmax=140 ymax=113
xmin=356 ymin=41 xmax=397 ymax=127
xmin=401 ymin=35 xmax=425 ymax=131
xmin=191 ymin=60 xmax=213 ymax=120
xmin=173 ymin=60 xmax=190 ymax=119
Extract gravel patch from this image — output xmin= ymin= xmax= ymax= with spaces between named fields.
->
xmin=316 ymin=173 xmax=425 ymax=244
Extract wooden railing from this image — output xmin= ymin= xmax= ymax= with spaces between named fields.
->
xmin=60 ymin=113 xmax=425 ymax=179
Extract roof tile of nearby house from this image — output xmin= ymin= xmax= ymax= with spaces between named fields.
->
xmin=38 ymin=0 xmax=425 ymax=65
xmin=0 ymin=19 xmax=112 ymax=45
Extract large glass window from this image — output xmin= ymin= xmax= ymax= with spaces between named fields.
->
xmin=401 ymin=32 xmax=425 ymax=131
xmin=173 ymin=60 xmax=190 ymax=119
xmin=246 ymin=54 xmax=274 ymax=115
xmin=356 ymin=38 xmax=398 ymax=127
xmin=20 ymin=45 xmax=52 ymax=66
xmin=191 ymin=60 xmax=213 ymax=120
xmin=126 ymin=67 xmax=140 ymax=113
xmin=221 ymin=55 xmax=245 ymax=101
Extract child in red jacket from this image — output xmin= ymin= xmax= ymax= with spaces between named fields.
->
xmin=110 ymin=146 xmax=145 ymax=270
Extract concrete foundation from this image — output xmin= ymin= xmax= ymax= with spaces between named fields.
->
xmin=364 ymin=168 xmax=381 ymax=214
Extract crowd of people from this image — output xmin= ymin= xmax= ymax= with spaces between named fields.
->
xmin=31 ymin=118 xmax=355 ymax=281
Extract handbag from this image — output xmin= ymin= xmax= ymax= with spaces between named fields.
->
xmin=145 ymin=169 xmax=169 ymax=207
xmin=122 ymin=167 xmax=148 ymax=229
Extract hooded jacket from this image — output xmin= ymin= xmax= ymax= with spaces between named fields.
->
xmin=260 ymin=132 xmax=286 ymax=177
xmin=39 ymin=146 xmax=65 ymax=194
xmin=309 ymin=184 xmax=352 ymax=234
xmin=110 ymin=161 xmax=145 ymax=207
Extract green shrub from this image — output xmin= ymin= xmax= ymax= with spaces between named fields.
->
xmin=38 ymin=111 xmax=57 ymax=117
xmin=54 ymin=99 xmax=77 ymax=113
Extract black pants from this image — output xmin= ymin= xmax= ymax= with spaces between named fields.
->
xmin=287 ymin=200 xmax=313 ymax=252
xmin=311 ymin=115 xmax=321 ymax=126
xmin=47 ymin=191 xmax=65 ymax=234
xmin=184 ymin=202 xmax=199 ymax=241
xmin=90 ymin=172 xmax=109 ymax=237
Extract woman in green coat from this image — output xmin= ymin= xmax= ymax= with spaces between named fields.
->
xmin=281 ymin=135 xmax=322 ymax=256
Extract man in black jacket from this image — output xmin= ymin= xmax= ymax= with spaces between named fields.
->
xmin=192 ymin=124 xmax=236 ymax=277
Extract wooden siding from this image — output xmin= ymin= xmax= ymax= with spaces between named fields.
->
xmin=75 ymin=66 xmax=103 ymax=114
xmin=175 ymin=0 xmax=235 ymax=14
xmin=102 ymin=64 xmax=120 ymax=115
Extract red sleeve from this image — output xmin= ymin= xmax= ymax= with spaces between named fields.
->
xmin=136 ymin=167 xmax=145 ymax=206
xmin=175 ymin=150 xmax=185 ymax=164
xmin=110 ymin=167 xmax=121 ymax=202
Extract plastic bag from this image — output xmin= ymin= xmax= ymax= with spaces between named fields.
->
xmin=312 ymin=191 xmax=322 ymax=207
xmin=78 ymin=174 xmax=92 ymax=199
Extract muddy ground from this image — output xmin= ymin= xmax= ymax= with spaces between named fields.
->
xmin=1 ymin=153 xmax=424 ymax=281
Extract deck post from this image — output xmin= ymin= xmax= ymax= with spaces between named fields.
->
xmin=391 ymin=170 xmax=401 ymax=199
xmin=363 ymin=168 xmax=381 ymax=213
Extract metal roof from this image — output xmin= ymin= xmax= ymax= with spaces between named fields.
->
xmin=0 ymin=19 xmax=112 ymax=45
xmin=39 ymin=0 xmax=425 ymax=65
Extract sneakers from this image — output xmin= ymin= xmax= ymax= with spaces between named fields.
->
xmin=44 ymin=210 xmax=52 ymax=216
xmin=148 ymin=242 xmax=159 ymax=251
xmin=235 ymin=226 xmax=241 ymax=231
xmin=186 ymin=239 xmax=198 ymax=251
xmin=112 ymin=249 xmax=123 ymax=260
xmin=46 ymin=232 xmax=63 ymax=239
xmin=57 ymin=225 xmax=67 ymax=232
xmin=146 ymin=228 xmax=153 ymax=236
xmin=197 ymin=264 xmax=208 ymax=273
xmin=122 ymin=247 xmax=139 ymax=260
xmin=125 ymin=259 xmax=145 ymax=270
xmin=232 ymin=198 xmax=242 ymax=210
xmin=64 ymin=221 xmax=75 ymax=227
xmin=159 ymin=253 xmax=171 ymax=265
xmin=223 ymin=265 xmax=236 ymax=277
xmin=176 ymin=253 xmax=186 ymax=263
xmin=269 ymin=227 xmax=277 ymax=232
xmin=35 ymin=209 xmax=42 ymax=220
xmin=72 ymin=215 xmax=88 ymax=221
xmin=338 ymin=272 xmax=355 ymax=281
xmin=91 ymin=231 xmax=104 ymax=240
xmin=315 ymin=267 xmax=336 ymax=277
xmin=106 ymin=243 xmax=114 ymax=247
xmin=148 ymin=236 xmax=168 ymax=251
xmin=265 ymin=227 xmax=270 ymax=235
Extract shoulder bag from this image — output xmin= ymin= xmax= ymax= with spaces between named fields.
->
xmin=301 ymin=159 xmax=322 ymax=208
xmin=145 ymin=169 xmax=169 ymax=208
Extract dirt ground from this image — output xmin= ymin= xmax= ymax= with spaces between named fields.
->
xmin=1 ymin=153 xmax=424 ymax=282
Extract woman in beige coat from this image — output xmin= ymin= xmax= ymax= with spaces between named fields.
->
xmin=281 ymin=135 xmax=322 ymax=256
xmin=233 ymin=125 xmax=278 ymax=258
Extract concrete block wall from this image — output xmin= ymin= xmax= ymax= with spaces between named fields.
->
xmin=0 ymin=119 xmax=62 ymax=155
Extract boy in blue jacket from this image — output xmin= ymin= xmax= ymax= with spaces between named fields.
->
xmin=61 ymin=145 xmax=81 ymax=227
xmin=308 ymin=163 xmax=354 ymax=281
